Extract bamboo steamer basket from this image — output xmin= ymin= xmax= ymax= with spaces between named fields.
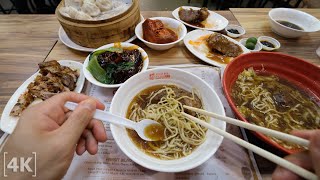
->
xmin=56 ymin=0 xmax=141 ymax=48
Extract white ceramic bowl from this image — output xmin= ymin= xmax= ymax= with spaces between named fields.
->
xmin=110 ymin=68 xmax=226 ymax=172
xmin=83 ymin=42 xmax=149 ymax=88
xmin=239 ymin=38 xmax=262 ymax=52
xmin=269 ymin=8 xmax=320 ymax=38
xmin=258 ymin=36 xmax=281 ymax=51
xmin=135 ymin=17 xmax=187 ymax=51
xmin=225 ymin=24 xmax=246 ymax=38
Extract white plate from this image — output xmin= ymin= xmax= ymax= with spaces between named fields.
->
xmin=0 ymin=60 xmax=85 ymax=134
xmin=59 ymin=27 xmax=95 ymax=52
xmin=83 ymin=42 xmax=149 ymax=88
xmin=184 ymin=30 xmax=250 ymax=67
xmin=172 ymin=6 xmax=229 ymax=31
xmin=59 ymin=15 xmax=145 ymax=52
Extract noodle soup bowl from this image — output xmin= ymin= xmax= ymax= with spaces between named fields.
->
xmin=110 ymin=68 xmax=226 ymax=172
xmin=222 ymin=52 xmax=320 ymax=154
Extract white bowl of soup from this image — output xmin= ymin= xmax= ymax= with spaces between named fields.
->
xmin=110 ymin=68 xmax=226 ymax=172
xmin=268 ymin=8 xmax=320 ymax=38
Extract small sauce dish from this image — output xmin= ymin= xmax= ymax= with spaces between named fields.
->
xmin=239 ymin=38 xmax=262 ymax=52
xmin=258 ymin=36 xmax=281 ymax=51
xmin=225 ymin=25 xmax=246 ymax=38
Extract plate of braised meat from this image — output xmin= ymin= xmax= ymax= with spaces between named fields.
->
xmin=184 ymin=30 xmax=250 ymax=67
xmin=172 ymin=6 xmax=228 ymax=31
xmin=0 ymin=60 xmax=85 ymax=134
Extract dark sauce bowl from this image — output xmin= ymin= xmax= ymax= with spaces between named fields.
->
xmin=268 ymin=8 xmax=320 ymax=38
xmin=222 ymin=52 xmax=320 ymax=154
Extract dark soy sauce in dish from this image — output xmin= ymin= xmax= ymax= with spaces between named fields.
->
xmin=228 ymin=29 xmax=240 ymax=34
xmin=261 ymin=41 xmax=275 ymax=48
xmin=276 ymin=20 xmax=304 ymax=31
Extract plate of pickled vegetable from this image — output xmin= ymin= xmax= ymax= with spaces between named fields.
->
xmin=83 ymin=42 xmax=149 ymax=88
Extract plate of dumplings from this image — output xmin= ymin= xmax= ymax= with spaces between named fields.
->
xmin=60 ymin=0 xmax=132 ymax=21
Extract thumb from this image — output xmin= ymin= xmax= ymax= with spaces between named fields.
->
xmin=59 ymin=98 xmax=97 ymax=144
xmin=309 ymin=130 xmax=320 ymax=176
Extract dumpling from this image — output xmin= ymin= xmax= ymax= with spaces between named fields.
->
xmin=83 ymin=0 xmax=95 ymax=4
xmin=81 ymin=2 xmax=101 ymax=17
xmin=75 ymin=11 xmax=93 ymax=20
xmin=64 ymin=0 xmax=83 ymax=9
xmin=96 ymin=0 xmax=112 ymax=12
xmin=60 ymin=6 xmax=80 ymax=19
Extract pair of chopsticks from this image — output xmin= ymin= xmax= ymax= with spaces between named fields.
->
xmin=182 ymin=105 xmax=317 ymax=180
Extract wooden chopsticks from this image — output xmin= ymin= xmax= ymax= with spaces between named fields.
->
xmin=181 ymin=106 xmax=317 ymax=180
xmin=183 ymin=105 xmax=310 ymax=147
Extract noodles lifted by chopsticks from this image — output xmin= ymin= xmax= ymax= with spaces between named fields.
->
xmin=232 ymin=68 xmax=320 ymax=150
xmin=127 ymin=85 xmax=209 ymax=160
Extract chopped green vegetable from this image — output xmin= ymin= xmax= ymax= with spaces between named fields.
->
xmin=87 ymin=55 xmax=108 ymax=83
xmin=105 ymin=47 xmax=123 ymax=53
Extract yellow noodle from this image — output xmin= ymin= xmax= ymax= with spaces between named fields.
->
xmin=232 ymin=68 xmax=320 ymax=150
xmin=128 ymin=86 xmax=209 ymax=160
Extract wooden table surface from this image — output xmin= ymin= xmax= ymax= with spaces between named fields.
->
xmin=230 ymin=8 xmax=320 ymax=65
xmin=0 ymin=15 xmax=60 ymax=114
xmin=0 ymin=9 xmax=319 ymax=179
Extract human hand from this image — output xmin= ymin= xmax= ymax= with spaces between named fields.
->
xmin=272 ymin=130 xmax=320 ymax=180
xmin=0 ymin=92 xmax=107 ymax=179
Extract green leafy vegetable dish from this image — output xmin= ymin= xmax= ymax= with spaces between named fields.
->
xmin=87 ymin=47 xmax=144 ymax=84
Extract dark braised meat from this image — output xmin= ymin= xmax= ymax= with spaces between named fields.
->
xmin=97 ymin=49 xmax=143 ymax=84
xmin=178 ymin=7 xmax=209 ymax=23
xmin=10 ymin=60 xmax=79 ymax=117
xmin=206 ymin=33 xmax=243 ymax=57
xmin=142 ymin=19 xmax=178 ymax=44
xmin=39 ymin=61 xmax=79 ymax=90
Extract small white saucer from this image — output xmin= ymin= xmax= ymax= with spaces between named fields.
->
xmin=239 ymin=38 xmax=262 ymax=52
xmin=258 ymin=36 xmax=281 ymax=51
xmin=225 ymin=24 xmax=245 ymax=38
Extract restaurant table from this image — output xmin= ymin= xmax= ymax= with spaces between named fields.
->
xmin=0 ymin=9 xmax=319 ymax=180
xmin=230 ymin=8 xmax=320 ymax=65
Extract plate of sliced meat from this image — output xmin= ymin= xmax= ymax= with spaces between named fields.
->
xmin=0 ymin=60 xmax=85 ymax=134
xmin=172 ymin=6 xmax=229 ymax=31
xmin=184 ymin=30 xmax=250 ymax=67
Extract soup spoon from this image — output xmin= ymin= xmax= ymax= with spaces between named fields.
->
xmin=64 ymin=101 xmax=164 ymax=141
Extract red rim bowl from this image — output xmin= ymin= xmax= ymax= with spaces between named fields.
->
xmin=222 ymin=52 xmax=320 ymax=154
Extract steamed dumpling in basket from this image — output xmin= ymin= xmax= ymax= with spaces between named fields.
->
xmin=60 ymin=0 xmax=131 ymax=21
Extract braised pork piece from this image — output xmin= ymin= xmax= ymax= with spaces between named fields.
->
xmin=142 ymin=19 xmax=178 ymax=44
xmin=178 ymin=7 xmax=209 ymax=23
xmin=10 ymin=60 xmax=79 ymax=116
xmin=206 ymin=33 xmax=243 ymax=57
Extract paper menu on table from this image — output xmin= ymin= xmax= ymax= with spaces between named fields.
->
xmin=64 ymin=66 xmax=261 ymax=180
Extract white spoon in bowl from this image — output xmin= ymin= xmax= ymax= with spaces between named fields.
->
xmin=64 ymin=101 xmax=164 ymax=141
